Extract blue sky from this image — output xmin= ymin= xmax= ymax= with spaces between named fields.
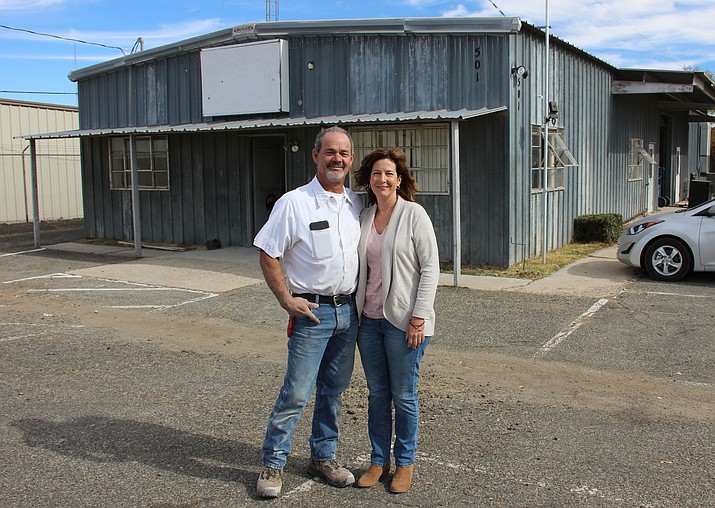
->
xmin=1 ymin=0 xmax=714 ymax=107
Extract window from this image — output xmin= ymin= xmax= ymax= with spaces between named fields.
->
xmin=629 ymin=138 xmax=656 ymax=181
xmin=109 ymin=136 xmax=169 ymax=190
xmin=350 ymin=123 xmax=450 ymax=194
xmin=531 ymin=125 xmax=577 ymax=191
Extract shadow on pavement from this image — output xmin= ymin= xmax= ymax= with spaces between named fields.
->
xmin=12 ymin=416 xmax=258 ymax=485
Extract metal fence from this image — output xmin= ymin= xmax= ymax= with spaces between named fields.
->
xmin=0 ymin=149 xmax=83 ymax=224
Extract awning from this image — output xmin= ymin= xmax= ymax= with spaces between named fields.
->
xmin=547 ymin=132 xmax=578 ymax=167
xmin=637 ymin=146 xmax=657 ymax=166
xmin=19 ymin=107 xmax=507 ymax=140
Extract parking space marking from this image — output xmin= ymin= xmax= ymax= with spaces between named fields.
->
xmin=26 ymin=286 xmax=218 ymax=310
xmin=287 ymin=452 xmax=616 ymax=502
xmin=6 ymin=272 xmax=218 ymax=310
xmin=0 ymin=248 xmax=46 ymax=257
xmin=4 ymin=273 xmax=81 ymax=284
xmin=536 ymin=298 xmax=609 ymax=356
xmin=644 ymin=291 xmax=709 ymax=299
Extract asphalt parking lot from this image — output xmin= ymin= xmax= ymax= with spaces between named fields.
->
xmin=1 ymin=224 xmax=714 ymax=507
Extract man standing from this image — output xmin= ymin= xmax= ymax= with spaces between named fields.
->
xmin=253 ymin=126 xmax=362 ymax=498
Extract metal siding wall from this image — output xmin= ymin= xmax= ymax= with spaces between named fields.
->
xmin=519 ymin=28 xmax=648 ymax=257
xmin=415 ymin=194 xmax=451 ymax=262
xmin=609 ymin=94 xmax=659 ymax=220
xmin=456 ymin=113 xmax=508 ymax=265
xmin=75 ymin=30 xmax=674 ymax=262
xmin=687 ymin=121 xmax=710 ymax=176
xmin=1 ymin=101 xmax=82 ymax=222
xmin=84 ymin=129 xmax=317 ymax=247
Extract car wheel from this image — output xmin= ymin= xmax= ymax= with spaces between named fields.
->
xmin=643 ymin=237 xmax=692 ymax=281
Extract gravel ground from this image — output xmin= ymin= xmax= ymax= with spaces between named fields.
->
xmin=1 ymin=220 xmax=714 ymax=507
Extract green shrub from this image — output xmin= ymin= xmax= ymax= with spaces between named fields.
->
xmin=573 ymin=213 xmax=623 ymax=243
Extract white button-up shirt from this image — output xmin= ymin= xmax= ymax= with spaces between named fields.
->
xmin=253 ymin=176 xmax=362 ymax=296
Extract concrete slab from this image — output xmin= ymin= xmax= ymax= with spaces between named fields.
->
xmin=439 ymin=272 xmax=531 ymax=291
xmin=45 ymin=243 xmax=265 ymax=293
xmin=42 ymin=241 xmax=638 ymax=298
xmin=511 ymin=246 xmax=638 ymax=298
xmin=69 ymin=260 xmax=263 ymax=294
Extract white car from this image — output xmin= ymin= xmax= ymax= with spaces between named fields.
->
xmin=617 ymin=198 xmax=715 ymax=281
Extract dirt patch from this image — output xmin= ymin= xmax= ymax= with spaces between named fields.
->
xmin=4 ymin=287 xmax=712 ymax=426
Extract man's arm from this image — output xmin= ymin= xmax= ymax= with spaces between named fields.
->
xmin=259 ymin=250 xmax=320 ymax=323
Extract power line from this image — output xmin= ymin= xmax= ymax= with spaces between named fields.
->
xmin=593 ymin=2 xmax=670 ymax=59
xmin=488 ymin=0 xmax=506 ymax=17
xmin=0 ymin=24 xmax=127 ymax=55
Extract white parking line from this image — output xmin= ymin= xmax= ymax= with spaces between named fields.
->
xmin=0 ymin=248 xmax=46 ymax=257
xmin=26 ymin=286 xmax=218 ymax=310
xmin=645 ymin=291 xmax=709 ymax=299
xmin=536 ymin=298 xmax=609 ymax=356
xmin=6 ymin=272 xmax=218 ymax=310
xmin=4 ymin=273 xmax=81 ymax=284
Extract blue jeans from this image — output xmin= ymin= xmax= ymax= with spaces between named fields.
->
xmin=262 ymin=301 xmax=358 ymax=469
xmin=357 ymin=316 xmax=430 ymax=467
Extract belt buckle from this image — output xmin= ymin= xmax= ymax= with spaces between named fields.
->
xmin=332 ymin=295 xmax=348 ymax=307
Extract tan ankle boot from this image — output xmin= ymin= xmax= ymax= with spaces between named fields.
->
xmin=389 ymin=465 xmax=414 ymax=493
xmin=356 ymin=464 xmax=390 ymax=488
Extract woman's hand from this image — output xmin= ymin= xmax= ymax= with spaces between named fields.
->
xmin=406 ymin=316 xmax=425 ymax=349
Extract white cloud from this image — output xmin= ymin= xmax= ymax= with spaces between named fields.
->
xmin=0 ymin=0 xmax=66 ymax=10
xmin=60 ymin=18 xmax=222 ymax=51
xmin=432 ymin=0 xmax=715 ymax=71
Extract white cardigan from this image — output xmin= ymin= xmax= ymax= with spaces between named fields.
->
xmin=355 ymin=197 xmax=440 ymax=336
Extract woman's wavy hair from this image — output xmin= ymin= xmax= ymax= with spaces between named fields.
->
xmin=353 ymin=147 xmax=417 ymax=206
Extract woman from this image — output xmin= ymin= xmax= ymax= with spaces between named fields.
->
xmin=353 ymin=147 xmax=439 ymax=493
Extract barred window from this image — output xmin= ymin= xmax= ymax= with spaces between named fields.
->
xmin=109 ymin=136 xmax=169 ymax=190
xmin=351 ymin=123 xmax=450 ymax=194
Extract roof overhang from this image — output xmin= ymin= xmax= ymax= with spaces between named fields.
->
xmin=612 ymin=69 xmax=715 ymax=122
xmin=19 ymin=107 xmax=507 ymax=140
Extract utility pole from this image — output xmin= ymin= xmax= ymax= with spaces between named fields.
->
xmin=542 ymin=0 xmax=550 ymax=264
xmin=266 ymin=0 xmax=279 ymax=21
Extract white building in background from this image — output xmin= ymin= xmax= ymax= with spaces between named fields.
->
xmin=0 ymin=98 xmax=82 ymax=223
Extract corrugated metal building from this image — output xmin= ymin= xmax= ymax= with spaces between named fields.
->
xmin=23 ymin=17 xmax=715 ymax=266
xmin=1 ymin=98 xmax=81 ymax=223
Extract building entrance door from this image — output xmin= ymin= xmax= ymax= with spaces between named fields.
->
xmin=252 ymin=136 xmax=286 ymax=235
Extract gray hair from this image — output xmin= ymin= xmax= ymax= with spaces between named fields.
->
xmin=314 ymin=126 xmax=354 ymax=154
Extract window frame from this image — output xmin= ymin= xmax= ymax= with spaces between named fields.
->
xmin=531 ymin=125 xmax=577 ymax=192
xmin=628 ymin=138 xmax=656 ymax=181
xmin=349 ymin=123 xmax=451 ymax=195
xmin=109 ymin=135 xmax=169 ymax=190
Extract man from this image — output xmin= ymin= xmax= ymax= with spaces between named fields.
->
xmin=253 ymin=126 xmax=362 ymax=498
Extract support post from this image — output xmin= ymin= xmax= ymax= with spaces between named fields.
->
xmin=542 ymin=0 xmax=550 ymax=264
xmin=129 ymin=135 xmax=142 ymax=257
xmin=29 ymin=139 xmax=41 ymax=248
xmin=451 ymin=120 xmax=461 ymax=287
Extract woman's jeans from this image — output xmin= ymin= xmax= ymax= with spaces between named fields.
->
xmin=261 ymin=301 xmax=358 ymax=469
xmin=357 ymin=316 xmax=430 ymax=467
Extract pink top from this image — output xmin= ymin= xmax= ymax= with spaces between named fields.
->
xmin=363 ymin=220 xmax=385 ymax=319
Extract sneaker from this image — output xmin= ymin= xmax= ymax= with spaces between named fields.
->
xmin=307 ymin=459 xmax=355 ymax=487
xmin=256 ymin=466 xmax=283 ymax=498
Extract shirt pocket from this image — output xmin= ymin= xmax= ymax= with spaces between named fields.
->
xmin=309 ymin=220 xmax=335 ymax=259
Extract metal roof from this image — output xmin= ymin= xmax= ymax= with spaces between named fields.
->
xmin=611 ymin=69 xmax=715 ymax=119
xmin=19 ymin=107 xmax=507 ymax=140
xmin=68 ymin=17 xmax=522 ymax=82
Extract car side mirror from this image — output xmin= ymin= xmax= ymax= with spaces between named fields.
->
xmin=708 ymin=205 xmax=715 ymax=216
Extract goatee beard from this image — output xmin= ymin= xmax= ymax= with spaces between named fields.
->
xmin=326 ymin=168 xmax=346 ymax=183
